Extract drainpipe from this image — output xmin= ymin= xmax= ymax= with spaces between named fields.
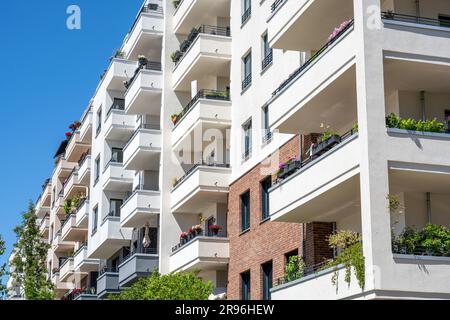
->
xmin=415 ymin=0 xmax=420 ymax=21
xmin=420 ymin=91 xmax=426 ymax=121
xmin=298 ymin=132 xmax=303 ymax=160
xmin=301 ymin=223 xmax=305 ymax=258
xmin=426 ymin=192 xmax=432 ymax=223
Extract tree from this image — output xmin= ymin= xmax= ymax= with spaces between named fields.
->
xmin=0 ymin=235 xmax=7 ymax=299
xmin=109 ymin=270 xmax=213 ymax=300
xmin=11 ymin=201 xmax=55 ymax=300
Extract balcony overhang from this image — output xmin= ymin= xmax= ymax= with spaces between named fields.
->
xmin=171 ymin=166 xmax=231 ymax=214
xmin=104 ymin=111 xmax=135 ymax=141
xmin=173 ymin=0 xmax=231 ymax=35
xmin=123 ymin=129 xmax=161 ymax=171
xmin=78 ymin=156 xmax=91 ymax=185
xmin=65 ymin=132 xmax=90 ymax=163
xmin=63 ymin=173 xmax=86 ymax=201
xmin=172 ymin=34 xmax=231 ymax=91
xmin=88 ymin=217 xmax=132 ymax=259
xmin=53 ymin=236 xmax=75 ymax=254
xmin=61 ymin=215 xmax=88 ymax=242
xmin=101 ymin=59 xmax=138 ymax=92
xmin=120 ymin=190 xmax=160 ymax=228
xmin=79 ymin=111 xmax=93 ymax=143
xmin=59 ymin=259 xmax=75 ymax=282
xmin=118 ymin=253 xmax=159 ymax=288
xmin=74 ymin=247 xmax=99 ymax=273
xmin=75 ymin=200 xmax=90 ymax=228
xmin=268 ymin=0 xmax=354 ymax=51
xmin=124 ymin=70 xmax=163 ymax=116
xmin=102 ymin=163 xmax=134 ymax=192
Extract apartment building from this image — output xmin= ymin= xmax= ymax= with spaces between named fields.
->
xmin=9 ymin=0 xmax=450 ymax=300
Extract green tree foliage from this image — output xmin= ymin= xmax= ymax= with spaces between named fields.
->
xmin=11 ymin=201 xmax=55 ymax=300
xmin=109 ymin=270 xmax=213 ymax=300
xmin=0 ymin=235 xmax=7 ymax=299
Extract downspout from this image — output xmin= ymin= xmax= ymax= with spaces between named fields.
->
xmin=415 ymin=0 xmax=420 ymax=21
xmin=426 ymin=192 xmax=432 ymax=223
xmin=420 ymin=91 xmax=426 ymax=121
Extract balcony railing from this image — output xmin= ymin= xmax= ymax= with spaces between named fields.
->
xmin=99 ymin=266 xmax=118 ymax=277
xmin=73 ymin=242 xmax=88 ymax=257
xmin=271 ymin=0 xmax=286 ymax=13
xmin=171 ymin=230 xmax=227 ymax=253
xmin=261 ymin=50 xmax=273 ymax=71
xmin=173 ymin=25 xmax=231 ymax=66
xmin=275 ymin=128 xmax=358 ymax=184
xmin=78 ymin=150 xmax=91 ymax=167
xmin=271 ymin=19 xmax=354 ymax=97
xmin=121 ymin=247 xmax=158 ymax=264
xmin=381 ymin=11 xmax=450 ymax=28
xmin=103 ymin=157 xmax=123 ymax=174
xmin=173 ymin=162 xmax=230 ymax=189
xmin=124 ymin=62 xmax=162 ymax=90
xmin=241 ymin=7 xmax=251 ymax=25
xmin=106 ymin=99 xmax=125 ymax=119
xmin=242 ymin=74 xmax=252 ymax=92
xmin=242 ymin=147 xmax=252 ymax=162
xmin=61 ymin=214 xmax=75 ymax=229
xmin=123 ymin=123 xmax=161 ymax=151
xmin=262 ymin=131 xmax=273 ymax=144
xmin=275 ymin=260 xmax=334 ymax=287
xmin=63 ymin=167 xmax=78 ymax=189
xmin=392 ymin=244 xmax=450 ymax=257
xmin=125 ymin=2 xmax=164 ymax=44
xmin=173 ymin=89 xmax=230 ymax=126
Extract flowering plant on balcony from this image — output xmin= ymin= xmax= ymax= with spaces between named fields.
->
xmin=171 ymin=114 xmax=179 ymax=125
xmin=328 ymin=19 xmax=353 ymax=42
xmin=193 ymin=224 xmax=203 ymax=234
xmin=65 ymin=131 xmax=73 ymax=140
xmin=276 ymin=156 xmax=301 ymax=178
xmin=69 ymin=121 xmax=81 ymax=132
xmin=180 ymin=232 xmax=188 ymax=240
xmin=209 ymin=225 xmax=222 ymax=236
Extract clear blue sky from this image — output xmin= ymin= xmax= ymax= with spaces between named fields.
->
xmin=0 ymin=0 xmax=143 ymax=285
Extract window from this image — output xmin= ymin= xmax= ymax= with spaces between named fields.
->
xmin=241 ymin=191 xmax=250 ymax=232
xmin=111 ymin=148 xmax=123 ymax=163
xmin=109 ymin=199 xmax=123 ymax=217
xmin=242 ymin=0 xmax=251 ymax=25
xmin=261 ymin=177 xmax=271 ymax=220
xmin=241 ymin=271 xmax=251 ymax=300
xmin=94 ymin=156 xmax=100 ymax=184
xmin=262 ymin=106 xmax=272 ymax=144
xmin=92 ymin=206 xmax=98 ymax=234
xmin=242 ymin=51 xmax=252 ymax=91
xmin=439 ymin=14 xmax=450 ymax=28
xmin=262 ymin=261 xmax=273 ymax=300
xmin=261 ymin=33 xmax=273 ymax=71
xmin=96 ymin=108 xmax=102 ymax=136
xmin=242 ymin=120 xmax=252 ymax=161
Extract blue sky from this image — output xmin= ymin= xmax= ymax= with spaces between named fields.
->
xmin=0 ymin=0 xmax=143 ymax=285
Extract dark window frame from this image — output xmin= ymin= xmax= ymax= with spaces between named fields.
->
xmin=241 ymin=190 xmax=251 ymax=232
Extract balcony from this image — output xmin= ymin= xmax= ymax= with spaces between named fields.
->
xmin=75 ymin=198 xmax=90 ymax=228
xmin=169 ymin=232 xmax=229 ymax=273
xmin=39 ymin=215 xmax=50 ymax=238
xmin=267 ymin=0 xmax=354 ymax=51
xmin=35 ymin=200 xmax=50 ymax=219
xmin=88 ymin=215 xmax=132 ymax=259
xmin=172 ymin=25 xmax=231 ymax=91
xmin=269 ymin=130 xmax=359 ymax=223
xmin=40 ymin=179 xmax=52 ymax=208
xmin=124 ymin=62 xmax=163 ymax=115
xmin=268 ymin=20 xmax=356 ymax=133
xmin=59 ymin=258 xmax=74 ymax=282
xmin=171 ymin=89 xmax=231 ymax=149
xmin=101 ymin=161 xmax=134 ymax=192
xmin=78 ymin=154 xmax=91 ymax=185
xmin=79 ymin=107 xmax=93 ymax=143
xmin=63 ymin=169 xmax=85 ymax=201
xmin=173 ymin=0 xmax=231 ymax=34
xmin=171 ymin=163 xmax=231 ymax=214
xmin=122 ymin=3 xmax=164 ymax=60
xmin=52 ymin=272 xmax=75 ymax=296
xmin=120 ymin=187 xmax=160 ymax=228
xmin=52 ymin=232 xmax=75 ymax=253
xmin=61 ymin=214 xmax=88 ymax=242
xmin=53 ymin=156 xmax=76 ymax=181
xmin=52 ymin=192 xmax=65 ymax=216
xmin=96 ymin=269 xmax=120 ymax=299
xmin=99 ymin=58 xmax=138 ymax=92
xmin=73 ymin=290 xmax=98 ymax=301
xmin=73 ymin=245 xmax=99 ymax=274
xmin=123 ymin=124 xmax=161 ymax=171
xmin=104 ymin=101 xmax=135 ymax=141
xmin=118 ymin=248 xmax=159 ymax=288
xmin=65 ymin=131 xmax=90 ymax=163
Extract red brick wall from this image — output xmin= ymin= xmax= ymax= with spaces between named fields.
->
xmin=227 ymin=136 xmax=303 ymax=300
xmin=304 ymin=222 xmax=335 ymax=267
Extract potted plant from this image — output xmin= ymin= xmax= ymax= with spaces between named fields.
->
xmin=148 ymin=3 xmax=158 ymax=11
xmin=180 ymin=232 xmax=188 ymax=244
xmin=171 ymin=113 xmax=179 ymax=125
xmin=65 ymin=131 xmax=73 ymax=140
xmin=137 ymin=55 xmax=148 ymax=67
xmin=312 ymin=124 xmax=340 ymax=157
xmin=277 ymin=157 xmax=301 ymax=180
xmin=63 ymin=199 xmax=72 ymax=215
xmin=172 ymin=0 xmax=180 ymax=9
xmin=193 ymin=224 xmax=203 ymax=236
xmin=171 ymin=51 xmax=182 ymax=63
xmin=209 ymin=225 xmax=222 ymax=236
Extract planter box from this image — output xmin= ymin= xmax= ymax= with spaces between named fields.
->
xmin=278 ymin=160 xmax=302 ymax=180
xmin=312 ymin=135 xmax=341 ymax=157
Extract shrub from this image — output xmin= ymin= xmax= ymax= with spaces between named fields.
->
xmin=386 ymin=113 xmax=445 ymax=133
xmin=283 ymin=255 xmax=306 ymax=283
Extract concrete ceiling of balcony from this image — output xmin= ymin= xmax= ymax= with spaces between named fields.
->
xmin=174 ymin=0 xmax=231 ymax=35
xmin=384 ymin=57 xmax=450 ymax=93
xmin=126 ymin=89 xmax=162 ymax=116
xmin=124 ymin=150 xmax=160 ymax=171
xmin=271 ymin=0 xmax=354 ymax=51
xmin=275 ymin=174 xmax=361 ymax=224
xmin=173 ymin=121 xmax=230 ymax=153
xmin=389 ymin=164 xmax=450 ymax=194
xmin=174 ymin=58 xmax=231 ymax=91
xmin=173 ymin=190 xmax=229 ymax=215
xmin=277 ymin=66 xmax=357 ymax=135
xmin=127 ymin=36 xmax=163 ymax=61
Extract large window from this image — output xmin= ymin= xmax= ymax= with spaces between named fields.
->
xmin=262 ymin=106 xmax=272 ymax=144
xmin=242 ymin=120 xmax=252 ymax=161
xmin=109 ymin=199 xmax=123 ymax=217
xmin=111 ymin=148 xmax=123 ymax=163
xmin=261 ymin=33 xmax=273 ymax=71
xmin=94 ymin=156 xmax=100 ymax=184
xmin=92 ymin=206 xmax=98 ymax=234
xmin=242 ymin=51 xmax=252 ymax=91
xmin=262 ymin=261 xmax=273 ymax=300
xmin=261 ymin=177 xmax=271 ymax=220
xmin=242 ymin=0 xmax=251 ymax=25
xmin=241 ymin=271 xmax=251 ymax=300
xmin=96 ymin=108 xmax=102 ymax=136
xmin=241 ymin=191 xmax=250 ymax=232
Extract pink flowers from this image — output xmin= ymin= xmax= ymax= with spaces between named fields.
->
xmin=328 ymin=20 xmax=352 ymax=42
xmin=180 ymin=232 xmax=188 ymax=239
xmin=65 ymin=132 xmax=73 ymax=140
xmin=69 ymin=121 xmax=82 ymax=131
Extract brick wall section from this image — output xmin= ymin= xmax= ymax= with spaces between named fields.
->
xmin=227 ymin=135 xmax=336 ymax=300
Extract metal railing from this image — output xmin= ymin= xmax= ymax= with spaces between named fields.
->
xmin=381 ymin=11 xmax=450 ymax=28
xmin=172 ymin=229 xmax=227 ymax=253
xmin=73 ymin=242 xmax=88 ymax=257
xmin=76 ymin=197 xmax=88 ymax=212
xmin=124 ymin=61 xmax=162 ymax=91
xmin=275 ymin=128 xmax=358 ymax=184
xmin=242 ymin=74 xmax=252 ymax=92
xmin=276 ymin=260 xmax=333 ymax=286
xmin=242 ymin=7 xmax=251 ymax=25
xmin=123 ymin=123 xmax=161 ymax=151
xmin=392 ymin=244 xmax=450 ymax=257
xmin=242 ymin=147 xmax=252 ymax=162
xmin=103 ymin=156 xmax=123 ymax=174
xmin=106 ymin=99 xmax=125 ymax=119
xmin=174 ymin=25 xmax=231 ymax=66
xmin=59 ymin=257 xmax=73 ymax=270
xmin=271 ymin=19 xmax=354 ymax=97
xmin=78 ymin=150 xmax=91 ymax=167
xmin=271 ymin=0 xmax=286 ymax=13
xmin=73 ymin=287 xmax=97 ymax=300
xmin=173 ymin=162 xmax=230 ymax=189
xmin=125 ymin=2 xmax=164 ymax=44
xmin=63 ymin=167 xmax=78 ymax=188
xmin=98 ymin=266 xmax=118 ymax=277
xmin=173 ymin=89 xmax=230 ymax=126
xmin=121 ymin=247 xmax=158 ymax=264
xmin=61 ymin=214 xmax=75 ymax=229
xmin=261 ymin=50 xmax=273 ymax=71
xmin=262 ymin=131 xmax=273 ymax=144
